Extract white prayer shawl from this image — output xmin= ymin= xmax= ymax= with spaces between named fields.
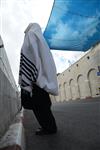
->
xmin=19 ymin=23 xmax=58 ymax=95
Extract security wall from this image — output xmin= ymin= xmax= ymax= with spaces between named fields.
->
xmin=0 ymin=36 xmax=20 ymax=137
xmin=54 ymin=43 xmax=100 ymax=102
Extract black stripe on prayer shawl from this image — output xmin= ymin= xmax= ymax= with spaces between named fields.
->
xmin=21 ymin=59 xmax=37 ymax=80
xmin=21 ymin=64 xmax=37 ymax=82
xmin=21 ymin=66 xmax=31 ymax=78
xmin=21 ymin=56 xmax=38 ymax=77
xmin=21 ymin=79 xmax=30 ymax=87
xmin=20 ymin=70 xmax=32 ymax=82
xmin=20 ymin=60 xmax=37 ymax=82
xmin=20 ymin=54 xmax=38 ymax=80
xmin=21 ymin=53 xmax=38 ymax=73
xmin=20 ymin=53 xmax=38 ymax=83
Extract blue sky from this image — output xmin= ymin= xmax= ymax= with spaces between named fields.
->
xmin=44 ymin=0 xmax=100 ymax=51
xmin=1 ymin=0 xmax=99 ymax=85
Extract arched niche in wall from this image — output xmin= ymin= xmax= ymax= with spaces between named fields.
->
xmin=63 ymin=82 xmax=67 ymax=100
xmin=59 ymin=84 xmax=62 ymax=101
xmin=77 ymin=74 xmax=85 ymax=99
xmin=69 ymin=79 xmax=76 ymax=100
xmin=87 ymin=68 xmax=99 ymax=97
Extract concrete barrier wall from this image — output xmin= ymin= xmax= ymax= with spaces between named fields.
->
xmin=0 ymin=36 xmax=20 ymax=138
xmin=0 ymin=36 xmax=17 ymax=90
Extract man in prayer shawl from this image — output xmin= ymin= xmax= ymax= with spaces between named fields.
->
xmin=19 ymin=23 xmax=58 ymax=135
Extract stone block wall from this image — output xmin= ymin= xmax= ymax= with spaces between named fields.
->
xmin=53 ymin=43 xmax=100 ymax=102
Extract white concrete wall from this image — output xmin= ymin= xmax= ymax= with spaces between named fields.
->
xmin=0 ymin=36 xmax=21 ymax=138
xmin=0 ymin=36 xmax=17 ymax=90
xmin=53 ymin=43 xmax=100 ymax=102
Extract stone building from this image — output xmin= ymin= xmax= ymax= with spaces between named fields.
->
xmin=52 ymin=43 xmax=100 ymax=102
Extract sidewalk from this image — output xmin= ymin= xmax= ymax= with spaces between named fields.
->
xmin=0 ymin=110 xmax=25 ymax=150
xmin=23 ymin=97 xmax=100 ymax=150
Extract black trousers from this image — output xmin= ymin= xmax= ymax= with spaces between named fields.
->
xmin=21 ymin=85 xmax=57 ymax=132
xmin=32 ymin=84 xmax=57 ymax=131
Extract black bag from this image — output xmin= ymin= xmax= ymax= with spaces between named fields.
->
xmin=21 ymin=89 xmax=33 ymax=110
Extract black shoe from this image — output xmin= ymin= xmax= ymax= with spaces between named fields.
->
xmin=35 ymin=128 xmax=57 ymax=135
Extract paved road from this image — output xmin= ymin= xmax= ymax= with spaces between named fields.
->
xmin=23 ymin=97 xmax=100 ymax=150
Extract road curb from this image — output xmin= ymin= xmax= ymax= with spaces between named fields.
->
xmin=0 ymin=110 xmax=25 ymax=150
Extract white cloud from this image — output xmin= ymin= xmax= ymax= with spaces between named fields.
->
xmin=0 ymin=0 xmax=53 ymax=84
xmin=49 ymin=1 xmax=70 ymax=25
xmin=49 ymin=10 xmax=100 ymax=50
xmin=49 ymin=21 xmax=82 ymax=50
xmin=51 ymin=50 xmax=84 ymax=73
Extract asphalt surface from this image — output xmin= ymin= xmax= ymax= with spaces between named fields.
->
xmin=23 ymin=97 xmax=100 ymax=150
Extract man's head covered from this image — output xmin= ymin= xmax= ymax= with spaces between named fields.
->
xmin=24 ymin=23 xmax=41 ymax=34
